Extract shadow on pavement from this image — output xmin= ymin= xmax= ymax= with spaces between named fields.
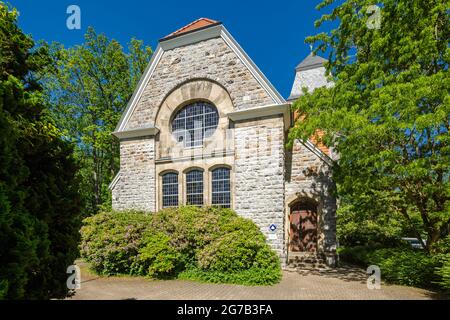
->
xmin=292 ymin=264 xmax=368 ymax=284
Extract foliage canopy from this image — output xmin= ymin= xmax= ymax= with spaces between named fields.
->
xmin=289 ymin=0 xmax=450 ymax=251
xmin=0 ymin=3 xmax=82 ymax=299
xmin=41 ymin=29 xmax=152 ymax=214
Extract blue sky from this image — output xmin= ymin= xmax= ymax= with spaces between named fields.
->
xmin=10 ymin=0 xmax=335 ymax=98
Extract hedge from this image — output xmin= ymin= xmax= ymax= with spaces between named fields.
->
xmin=339 ymin=246 xmax=450 ymax=291
xmin=80 ymin=206 xmax=282 ymax=285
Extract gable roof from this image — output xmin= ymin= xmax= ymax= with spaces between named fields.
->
xmin=112 ymin=19 xmax=332 ymax=167
xmin=296 ymin=53 xmax=328 ymax=71
xmin=114 ymin=19 xmax=286 ymax=132
xmin=162 ymin=18 xmax=221 ymax=40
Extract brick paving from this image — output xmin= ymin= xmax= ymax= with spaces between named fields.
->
xmin=67 ymin=261 xmax=440 ymax=300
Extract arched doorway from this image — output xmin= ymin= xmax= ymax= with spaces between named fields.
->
xmin=289 ymin=199 xmax=318 ymax=252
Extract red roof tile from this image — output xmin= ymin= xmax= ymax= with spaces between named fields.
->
xmin=163 ymin=18 xmax=220 ymax=39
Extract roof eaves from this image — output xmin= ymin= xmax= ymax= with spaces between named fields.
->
xmin=287 ymin=94 xmax=300 ymax=102
xmin=160 ymin=21 xmax=222 ymax=42
xmin=296 ymin=62 xmax=327 ymax=72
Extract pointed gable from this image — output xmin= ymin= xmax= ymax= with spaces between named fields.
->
xmin=115 ymin=18 xmax=286 ymax=132
xmin=163 ymin=18 xmax=221 ymax=40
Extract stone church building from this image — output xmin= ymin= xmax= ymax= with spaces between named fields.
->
xmin=110 ymin=18 xmax=337 ymax=266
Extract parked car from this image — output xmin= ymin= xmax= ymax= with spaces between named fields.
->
xmin=401 ymin=237 xmax=426 ymax=249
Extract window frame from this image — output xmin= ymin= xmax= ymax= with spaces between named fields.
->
xmin=210 ymin=167 xmax=231 ymax=208
xmin=185 ymin=169 xmax=204 ymax=206
xmin=161 ymin=171 xmax=179 ymax=208
xmin=171 ymin=101 xmax=219 ymax=149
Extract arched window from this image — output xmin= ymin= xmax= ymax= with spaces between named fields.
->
xmin=162 ymin=172 xmax=178 ymax=208
xmin=171 ymin=101 xmax=219 ymax=148
xmin=211 ymin=167 xmax=231 ymax=208
xmin=186 ymin=170 xmax=203 ymax=206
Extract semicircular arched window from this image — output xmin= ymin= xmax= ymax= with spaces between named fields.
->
xmin=171 ymin=101 xmax=219 ymax=148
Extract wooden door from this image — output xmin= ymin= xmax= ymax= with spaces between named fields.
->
xmin=289 ymin=211 xmax=302 ymax=251
xmin=289 ymin=202 xmax=317 ymax=252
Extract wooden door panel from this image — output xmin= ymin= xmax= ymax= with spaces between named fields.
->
xmin=289 ymin=204 xmax=318 ymax=252
xmin=289 ymin=212 xmax=301 ymax=251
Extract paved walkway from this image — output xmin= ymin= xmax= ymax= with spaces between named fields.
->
xmin=69 ymin=262 xmax=437 ymax=300
xmin=68 ymin=261 xmax=438 ymax=300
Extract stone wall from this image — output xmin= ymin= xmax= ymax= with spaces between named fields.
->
xmin=154 ymin=79 xmax=234 ymax=161
xmin=110 ymin=29 xmax=337 ymax=265
xmin=111 ymin=137 xmax=155 ymax=211
xmin=285 ymin=140 xmax=337 ymax=262
xmin=234 ymin=115 xmax=286 ymax=260
xmin=126 ymin=37 xmax=275 ymax=130
xmin=289 ymin=66 xmax=333 ymax=98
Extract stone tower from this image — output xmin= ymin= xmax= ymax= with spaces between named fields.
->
xmin=288 ymin=53 xmax=331 ymax=101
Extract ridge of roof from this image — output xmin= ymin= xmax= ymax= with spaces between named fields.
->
xmin=296 ymin=53 xmax=328 ymax=71
xmin=161 ymin=18 xmax=221 ymax=41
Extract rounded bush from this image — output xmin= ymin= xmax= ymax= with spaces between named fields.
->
xmin=134 ymin=232 xmax=181 ymax=278
xmin=80 ymin=206 xmax=282 ymax=285
xmin=80 ymin=210 xmax=152 ymax=275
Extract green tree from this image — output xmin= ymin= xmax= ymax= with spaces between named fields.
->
xmin=42 ymin=28 xmax=152 ymax=214
xmin=0 ymin=3 xmax=82 ymax=299
xmin=289 ymin=0 xmax=450 ymax=251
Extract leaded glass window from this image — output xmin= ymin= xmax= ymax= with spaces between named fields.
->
xmin=186 ymin=170 xmax=203 ymax=206
xmin=171 ymin=101 xmax=219 ymax=148
xmin=162 ymin=172 xmax=178 ymax=208
xmin=211 ymin=167 xmax=231 ymax=208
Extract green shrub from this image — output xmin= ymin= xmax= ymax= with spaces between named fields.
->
xmin=437 ymin=262 xmax=450 ymax=291
xmin=134 ymin=232 xmax=181 ymax=278
xmin=80 ymin=206 xmax=281 ymax=285
xmin=340 ymin=246 xmax=449 ymax=291
xmin=183 ymin=236 xmax=281 ymax=286
xmin=80 ymin=210 xmax=152 ymax=275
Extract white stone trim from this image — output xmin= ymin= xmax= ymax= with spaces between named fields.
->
xmin=301 ymin=139 xmax=334 ymax=166
xmin=114 ymin=24 xmax=287 ymax=132
xmin=155 ymin=150 xmax=235 ymax=164
xmin=220 ymin=28 xmax=285 ymax=105
xmin=160 ymin=24 xmax=223 ymax=51
xmin=108 ymin=171 xmax=121 ymax=190
xmin=112 ymin=126 xmax=159 ymax=140
xmin=227 ymin=103 xmax=291 ymax=130
xmin=115 ymin=46 xmax=164 ymax=132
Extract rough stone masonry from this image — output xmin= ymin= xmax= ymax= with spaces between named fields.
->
xmin=110 ymin=19 xmax=337 ymax=266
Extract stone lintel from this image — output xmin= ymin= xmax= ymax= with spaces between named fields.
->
xmin=227 ymin=103 xmax=291 ymax=130
xmin=112 ymin=126 xmax=160 ymax=140
xmin=155 ymin=149 xmax=235 ymax=164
